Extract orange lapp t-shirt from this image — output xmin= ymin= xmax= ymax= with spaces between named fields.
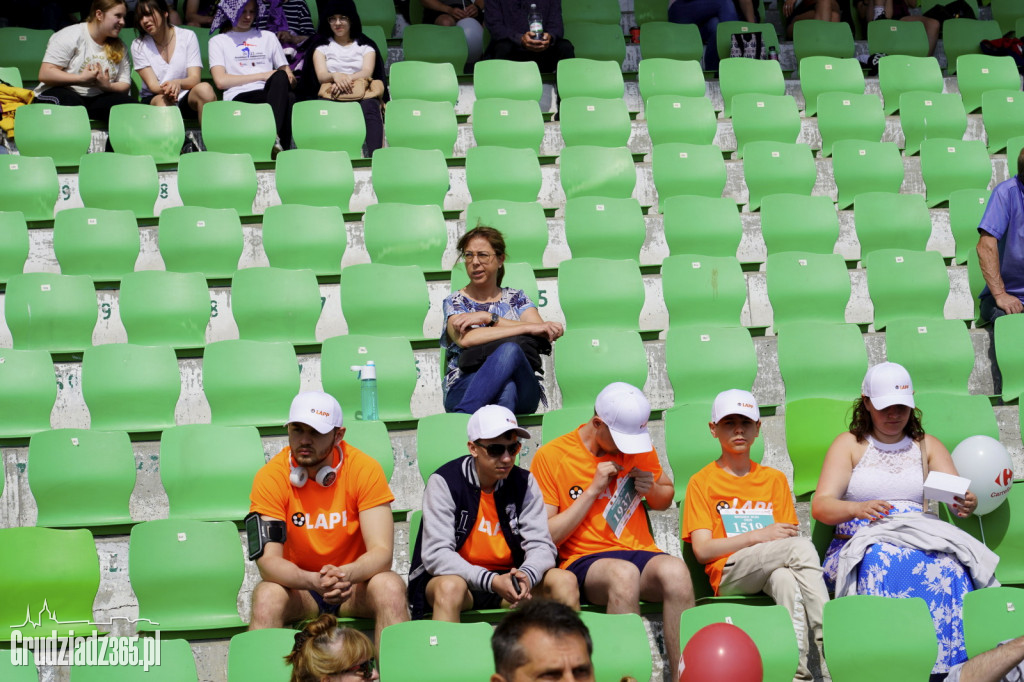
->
xmin=681 ymin=460 xmax=797 ymax=593
xmin=530 ymin=426 xmax=663 ymax=569
xmin=457 ymin=490 xmax=513 ymax=572
xmin=249 ymin=441 xmax=395 ymax=571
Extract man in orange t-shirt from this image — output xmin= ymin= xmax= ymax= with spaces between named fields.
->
xmin=248 ymin=391 xmax=408 ymax=645
xmin=531 ymin=382 xmax=694 ymax=675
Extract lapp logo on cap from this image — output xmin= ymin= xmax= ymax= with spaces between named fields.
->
xmin=894 ymin=384 xmax=909 ymax=390
xmin=310 ymin=408 xmax=331 ymax=417
xmin=737 ymin=402 xmax=754 ymax=409
xmin=995 ymin=469 xmax=1013 ymax=487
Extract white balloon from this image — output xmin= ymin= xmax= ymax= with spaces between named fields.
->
xmin=951 ymin=435 xmax=1014 ymax=516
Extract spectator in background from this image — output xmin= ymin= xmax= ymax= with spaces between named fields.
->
xmin=482 ymin=0 xmax=573 ymax=73
xmin=35 ymin=0 xmax=137 ymax=122
xmin=209 ymin=0 xmax=296 ymax=151
xmin=184 ymin=0 xmax=219 ymax=27
xmin=490 ymin=600 xmax=595 ymax=682
xmin=257 ymin=0 xmax=317 ymax=71
xmin=782 ymin=0 xmax=841 ymax=38
xmin=421 ymin=0 xmax=486 ymax=66
xmin=977 ymin=148 xmax=1024 ymax=323
xmin=285 ymin=614 xmax=380 ymax=682
xmin=855 ymin=0 xmax=939 ymax=55
xmin=667 ymin=0 xmax=737 ymax=71
xmin=133 ymin=0 xmax=216 ymax=120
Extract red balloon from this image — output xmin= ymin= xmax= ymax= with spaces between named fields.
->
xmin=679 ymin=622 xmax=763 ymax=682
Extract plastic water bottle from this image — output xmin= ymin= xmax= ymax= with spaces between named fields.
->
xmin=528 ymin=3 xmax=543 ymax=40
xmin=350 ymin=361 xmax=379 ymax=421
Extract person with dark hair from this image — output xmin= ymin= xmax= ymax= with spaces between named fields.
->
xmin=442 ymin=226 xmax=564 ymax=415
xmin=482 ymin=0 xmax=574 ymax=73
xmin=285 ymin=614 xmax=379 ymax=681
xmin=490 ymin=599 xmax=594 ymax=682
xmin=208 ymin=0 xmax=296 ymax=150
xmin=35 ymin=0 xmax=137 ymax=122
xmin=977 ymin=147 xmax=1024 ymax=323
xmin=813 ymin=362 xmax=986 ymax=679
xmin=132 ymin=0 xmax=216 ymax=120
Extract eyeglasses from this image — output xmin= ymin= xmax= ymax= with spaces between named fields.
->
xmin=340 ymin=658 xmax=376 ymax=679
xmin=328 ymin=14 xmax=351 ymax=23
xmin=462 ymin=251 xmax=496 ymax=264
xmin=475 ymin=441 xmax=522 ymax=458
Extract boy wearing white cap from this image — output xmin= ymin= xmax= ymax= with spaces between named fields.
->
xmin=248 ymin=391 xmax=409 ymax=643
xmin=407 ymin=404 xmax=579 ymax=621
xmin=531 ymin=382 xmax=694 ymax=675
xmin=682 ymin=389 xmax=828 ymax=682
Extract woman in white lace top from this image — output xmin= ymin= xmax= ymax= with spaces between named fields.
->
xmin=812 ymin=362 xmax=979 ymax=678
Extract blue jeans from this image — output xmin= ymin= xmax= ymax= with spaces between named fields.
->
xmin=668 ymin=0 xmax=738 ymax=71
xmin=444 ymin=342 xmax=541 ymax=415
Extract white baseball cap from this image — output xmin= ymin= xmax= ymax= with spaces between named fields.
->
xmin=862 ymin=362 xmax=915 ymax=410
xmin=595 ymin=382 xmax=652 ymax=454
xmin=711 ymin=389 xmax=761 ymax=424
xmin=288 ymin=391 xmax=344 ymax=434
xmin=467 ymin=404 xmax=532 ymax=441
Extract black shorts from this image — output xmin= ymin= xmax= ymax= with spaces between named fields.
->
xmin=565 ymin=550 xmax=665 ymax=601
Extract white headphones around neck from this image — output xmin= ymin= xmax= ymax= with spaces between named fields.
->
xmin=289 ymin=448 xmax=342 ymax=488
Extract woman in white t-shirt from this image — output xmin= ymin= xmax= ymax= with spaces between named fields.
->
xmin=35 ymin=0 xmax=137 ymax=122
xmin=132 ymin=0 xmax=217 ymax=120
xmin=209 ymin=0 xmax=296 ymax=148
xmin=311 ymin=0 xmax=385 ymax=156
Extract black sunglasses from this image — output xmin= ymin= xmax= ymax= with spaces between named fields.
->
xmin=341 ymin=658 xmax=377 ymax=678
xmin=475 ymin=441 xmax=522 ymax=458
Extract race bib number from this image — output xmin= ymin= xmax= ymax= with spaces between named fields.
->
xmin=719 ymin=508 xmax=774 ymax=537
xmin=603 ymin=476 xmax=642 ymax=538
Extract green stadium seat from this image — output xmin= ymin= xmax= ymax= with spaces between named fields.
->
xmin=563 ymin=0 xmax=622 ymax=25
xmin=948 ymin=188 xmax=989 ymax=264
xmin=274 ymin=148 xmax=354 ymax=211
xmin=355 ymin=0 xmax=397 ymax=34
xmin=322 ymin=334 xmax=417 ymax=422
xmin=962 ymin=586 xmax=1024 ymax=659
xmin=563 ymin=22 xmax=627 ymax=64
xmin=541 ymin=405 xmax=594 ymax=443
xmin=177 ymin=151 xmax=258 ymax=215
xmin=472 ymin=59 xmax=543 ymax=100
xmin=815 ymin=92 xmax=884 ymax=157
xmin=556 ymin=57 xmax=624 ymax=100
xmin=559 ymin=145 xmax=636 ymax=200
xmin=877 ymin=54 xmax=943 ymax=115
xmin=14 ymin=103 xmax=91 ymax=167
xmin=466 ymin=146 xmax=543 ymax=202
xmin=342 ymin=419 xmax=396 ymax=482
xmin=402 ymin=24 xmax=469 ymax=74
xmin=291 ymin=100 xmax=366 ymax=157
xmin=766 ymin=251 xmax=851 ymax=331
xmin=777 ymin=322 xmax=867 ymax=402
xmin=914 ymin=392 xmax=1000 ymax=452
xmin=0 ymin=210 xmax=28 ymax=282
xmin=0 ymin=150 xmax=59 ymax=222
xmin=119 ymin=270 xmax=211 ymax=349
xmin=715 ymin=22 xmax=781 ymax=62
xmin=554 ymin=328 xmax=648 ymax=408
xmin=982 ymin=89 xmax=1024 ymax=155
xmin=899 ymin=91 xmax=968 ymax=155
xmin=853 ymin=191 xmax=932 ymax=258
xmin=564 ymin=196 xmax=645 ymax=260
xmin=78 ymin=152 xmax=159 ymax=219
xmin=798 ymin=57 xmax=866 ymax=117
xmin=942 ymin=480 xmax=1024 ymax=585
xmin=416 ymin=412 xmax=472 ymax=483
xmin=742 ymin=141 xmax=817 ymax=211
xmin=994 ymin=313 xmax=1024 ymax=401
xmin=227 ymin=628 xmax=296 ymax=682
xmin=731 ymin=93 xmax=801 ymax=157
xmin=865 ymin=248 xmax=950 ymax=329
xmin=202 ymin=339 xmax=300 ymax=427
xmin=824 ymin=596 xmax=937 ymax=682
xmin=651 ymin=143 xmax=727 ymax=210
xmin=920 ymin=138 xmax=992 ymax=207
xmin=129 ymin=519 xmax=246 ymax=635
xmin=158 ymin=206 xmax=244 ymax=279
xmin=0 ymin=348 xmax=57 ymax=439
xmin=638 ymin=22 xmax=704 ymax=61
xmin=784 ymin=397 xmax=851 ymax=498
xmin=371 ymin=146 xmax=449 ymax=206
xmin=177 ymin=24 xmax=213 ymax=79
xmin=471 ymin=98 xmax=544 ymax=151
xmin=662 ymin=195 xmax=742 ymax=258
xmin=379 ymin=621 xmax=494 ymax=681
xmin=341 ymin=263 xmax=429 ymax=337
xmin=70 ymin=637 xmax=198 ymax=680
xmin=718 ymin=57 xmax=785 ymax=117
xmin=464 ymin=200 xmax=548 ymax=267
xmin=662 ymin=254 xmax=747 ymax=326
xmin=637 ymin=58 xmax=706 ymax=104
xmin=942 ymin=19 xmax=1002 ymax=75
xmin=53 ymin=207 xmax=139 ymax=281
xmin=4 ymin=272 xmax=97 ymax=352
xmin=230 ymin=267 xmax=322 ymax=344
xmin=364 ymin=202 xmax=447 ymax=270
xmin=0 ymin=656 xmax=37 ymax=682
xmin=0 ymin=28 xmax=52 ymax=82
xmin=578 ymin=612 xmax=654 ymax=682
xmin=384 ymin=99 xmax=458 ymax=154
xmin=81 ymin=343 xmax=180 ymax=432
xmin=262 ymin=204 xmax=346 ymax=275
xmin=957 ymin=54 xmax=1022 ymax=114
xmin=0 ymin=527 xmax=100 ymax=640
xmin=831 ymin=140 xmax=904 ymax=210
xmin=200 ymin=101 xmax=276 ymax=162
xmin=867 ymin=19 xmax=930 ymax=57
xmin=760 ymin=194 xmax=839 ymax=255
xmin=992 ymin=0 xmax=1024 ymax=34
xmin=160 ymin=424 xmax=269 ymax=521
xmin=644 ymin=94 xmax=717 ymax=146
xmin=679 ymin=603 xmax=800 ymax=682
xmin=558 ymin=257 xmax=644 ymax=330
xmin=558 ymin=96 xmax=632 ymax=147
xmin=666 ymin=324 xmax=757 ymax=402
xmin=0 ymin=65 xmax=22 ymax=87
xmin=793 ymin=19 xmax=855 ymax=61
xmin=388 ymin=60 xmax=459 ymax=104
xmin=967 ymin=247 xmax=985 ymax=325
xmin=29 ymin=428 xmax=135 ymax=530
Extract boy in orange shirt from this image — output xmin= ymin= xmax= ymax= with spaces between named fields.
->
xmin=682 ymin=389 xmax=829 ymax=681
